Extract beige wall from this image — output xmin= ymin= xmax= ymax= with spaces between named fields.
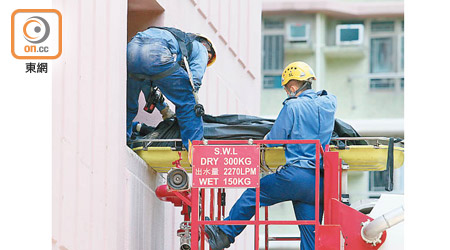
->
xmin=53 ymin=0 xmax=262 ymax=250
xmin=52 ymin=0 xmax=128 ymax=249
xmin=129 ymin=0 xmax=262 ymax=127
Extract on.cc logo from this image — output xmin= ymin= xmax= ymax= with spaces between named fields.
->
xmin=23 ymin=16 xmax=50 ymax=44
xmin=11 ymin=9 xmax=62 ymax=60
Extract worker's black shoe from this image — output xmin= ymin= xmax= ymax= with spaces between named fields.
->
xmin=204 ymin=217 xmax=231 ymax=250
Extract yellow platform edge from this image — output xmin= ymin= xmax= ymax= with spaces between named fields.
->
xmin=133 ymin=145 xmax=404 ymax=173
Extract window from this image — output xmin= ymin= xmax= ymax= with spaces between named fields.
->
xmin=371 ymin=21 xmax=395 ymax=32
xmin=263 ymin=33 xmax=284 ymax=89
xmin=263 ymin=75 xmax=283 ymax=89
xmin=369 ymin=20 xmax=404 ymax=91
xmin=264 ymin=19 xmax=284 ymax=29
xmin=262 ymin=18 xmax=285 ymax=89
xmin=370 ymin=78 xmax=395 ymax=90
xmin=400 ymin=36 xmax=404 ymax=72
xmin=370 ymin=37 xmax=394 ymax=73
xmin=263 ymin=35 xmax=284 ymax=71
xmin=369 ymin=171 xmax=389 ymax=192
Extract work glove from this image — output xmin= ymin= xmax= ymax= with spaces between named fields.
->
xmin=160 ymin=106 xmax=175 ymax=120
xmin=193 ymin=81 xmax=201 ymax=92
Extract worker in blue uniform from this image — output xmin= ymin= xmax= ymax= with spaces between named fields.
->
xmin=127 ymin=27 xmax=216 ymax=149
xmin=204 ymin=61 xmax=337 ymax=250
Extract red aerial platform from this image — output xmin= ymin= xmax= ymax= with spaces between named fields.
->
xmin=157 ymin=139 xmax=387 ymax=250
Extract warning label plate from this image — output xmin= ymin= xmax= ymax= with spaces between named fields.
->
xmin=192 ymin=145 xmax=260 ymax=188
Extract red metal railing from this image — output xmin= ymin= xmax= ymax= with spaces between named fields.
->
xmin=189 ymin=139 xmax=324 ymax=250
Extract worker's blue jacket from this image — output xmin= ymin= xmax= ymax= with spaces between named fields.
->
xmin=127 ymin=28 xmax=208 ymax=89
xmin=218 ymin=89 xmax=337 ymax=250
xmin=265 ymin=89 xmax=337 ymax=169
xmin=127 ymin=28 xmax=209 ymax=149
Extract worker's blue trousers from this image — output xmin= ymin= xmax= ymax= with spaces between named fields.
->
xmin=127 ymin=35 xmax=203 ymax=149
xmin=218 ymin=166 xmax=324 ymax=250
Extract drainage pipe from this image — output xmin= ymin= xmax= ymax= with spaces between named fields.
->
xmin=361 ymin=206 xmax=404 ymax=245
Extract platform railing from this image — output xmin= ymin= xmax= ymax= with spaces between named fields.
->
xmin=189 ymin=139 xmax=324 ymax=250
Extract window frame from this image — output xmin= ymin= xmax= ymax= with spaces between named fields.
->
xmin=369 ymin=170 xmax=389 ymax=192
xmin=368 ymin=19 xmax=404 ymax=92
xmin=397 ymin=22 xmax=404 ymax=74
xmin=369 ymin=36 xmax=396 ymax=73
xmin=262 ymin=18 xmax=285 ymax=89
xmin=263 ymin=75 xmax=283 ymax=89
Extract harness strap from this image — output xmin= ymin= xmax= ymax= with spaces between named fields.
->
xmin=128 ymin=63 xmax=181 ymax=82
xmin=148 ymin=26 xmax=195 ymax=59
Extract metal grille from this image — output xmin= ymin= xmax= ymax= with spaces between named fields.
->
xmin=264 ymin=19 xmax=284 ymax=29
xmin=371 ymin=21 xmax=395 ymax=32
xmin=263 ymin=35 xmax=284 ymax=70
xmin=369 ymin=78 xmax=396 ymax=89
xmin=263 ymin=75 xmax=282 ymax=89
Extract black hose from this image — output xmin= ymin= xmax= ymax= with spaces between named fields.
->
xmin=385 ymin=137 xmax=394 ymax=191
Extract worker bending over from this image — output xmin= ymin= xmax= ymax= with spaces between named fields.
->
xmin=127 ymin=27 xmax=216 ymax=149
xmin=205 ymin=61 xmax=337 ymax=250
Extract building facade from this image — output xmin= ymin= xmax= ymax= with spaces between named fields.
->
xmin=52 ymin=0 xmax=261 ymax=250
xmin=260 ymin=1 xmax=404 ymax=248
xmin=261 ymin=0 xmax=404 ymax=135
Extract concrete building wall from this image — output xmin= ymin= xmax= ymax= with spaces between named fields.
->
xmin=129 ymin=0 xmax=262 ymax=127
xmin=52 ymin=0 xmax=128 ymax=250
xmin=52 ymin=0 xmax=261 ymax=250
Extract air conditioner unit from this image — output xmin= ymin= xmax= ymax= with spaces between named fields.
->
xmin=336 ymin=24 xmax=364 ymax=45
xmin=287 ymin=23 xmax=310 ymax=42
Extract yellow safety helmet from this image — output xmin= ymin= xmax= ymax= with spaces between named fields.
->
xmin=281 ymin=61 xmax=316 ymax=86
xmin=196 ymin=34 xmax=216 ymax=67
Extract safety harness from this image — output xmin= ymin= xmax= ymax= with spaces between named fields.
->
xmin=128 ymin=27 xmax=205 ymax=117
xmin=128 ymin=26 xmax=198 ymax=82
